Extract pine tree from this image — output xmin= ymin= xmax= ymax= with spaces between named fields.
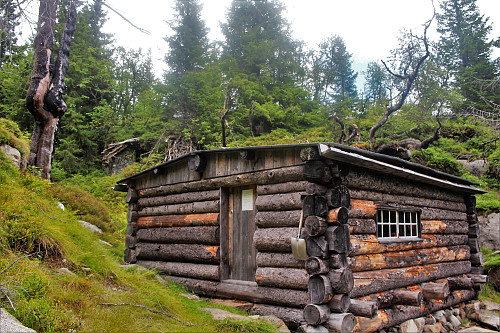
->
xmin=437 ymin=0 xmax=498 ymax=109
xmin=364 ymin=61 xmax=388 ymax=105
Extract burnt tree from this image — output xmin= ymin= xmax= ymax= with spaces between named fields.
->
xmin=26 ymin=0 xmax=76 ymax=179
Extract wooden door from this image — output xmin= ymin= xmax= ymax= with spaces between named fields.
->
xmin=220 ymin=186 xmax=257 ymax=282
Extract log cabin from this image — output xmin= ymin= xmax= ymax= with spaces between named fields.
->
xmin=114 ymin=143 xmax=487 ymax=332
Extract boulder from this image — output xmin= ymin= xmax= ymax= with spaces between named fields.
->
xmin=0 ymin=145 xmax=21 ymax=169
xmin=400 ymin=319 xmax=419 ymax=333
xmin=78 ymin=220 xmax=103 ymax=233
xmin=478 ymin=213 xmax=500 ymax=251
xmin=457 ymin=159 xmax=489 ymax=177
xmin=472 ymin=310 xmax=500 ymax=330
xmin=0 ymin=308 xmax=36 ymax=333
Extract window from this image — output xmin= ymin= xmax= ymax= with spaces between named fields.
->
xmin=376 ymin=208 xmax=420 ymax=239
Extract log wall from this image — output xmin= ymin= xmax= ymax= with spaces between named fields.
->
xmin=122 ymin=146 xmax=484 ymax=332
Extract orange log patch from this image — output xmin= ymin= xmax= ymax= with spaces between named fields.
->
xmin=137 ymin=213 xmax=219 ymax=228
xmin=350 ymin=199 xmax=377 ymax=216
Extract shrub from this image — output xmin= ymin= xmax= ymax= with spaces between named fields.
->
xmin=411 ymin=147 xmax=463 ymax=176
xmin=15 ymin=298 xmax=78 ymax=332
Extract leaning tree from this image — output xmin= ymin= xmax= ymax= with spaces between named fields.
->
xmin=25 ymin=0 xmax=76 ymax=179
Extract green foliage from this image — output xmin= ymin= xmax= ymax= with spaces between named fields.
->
xmin=15 ymin=298 xmax=77 ymax=332
xmin=411 ymin=147 xmax=463 ymax=176
xmin=0 ymin=117 xmax=28 ymax=157
xmin=215 ymin=318 xmax=277 ymax=333
xmin=475 ymin=192 xmax=500 ymax=214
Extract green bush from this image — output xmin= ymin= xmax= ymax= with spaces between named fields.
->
xmin=15 ymin=298 xmax=78 ymax=332
xmin=411 ymin=147 xmax=463 ymax=176
xmin=0 ymin=118 xmax=29 ymax=158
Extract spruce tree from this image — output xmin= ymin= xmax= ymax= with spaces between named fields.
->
xmin=437 ymin=0 xmax=498 ymax=110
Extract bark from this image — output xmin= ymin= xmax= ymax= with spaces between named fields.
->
xmin=392 ymin=289 xmax=423 ymax=306
xmin=421 ymin=220 xmax=469 ymax=234
xmin=329 ymin=254 xmax=348 ymax=269
xmin=256 ymin=181 xmax=308 ymax=195
xmin=255 ymin=267 xmax=309 ymax=290
xmin=468 ymin=238 xmax=480 ymax=253
xmin=216 ymin=282 xmax=309 ymax=308
xmin=349 ymin=245 xmax=470 ymax=273
xmin=308 ymin=274 xmax=333 ymax=304
xmin=348 ymin=299 xmax=378 ymax=318
xmin=254 ymin=228 xmax=296 ymax=252
xmin=250 ymin=304 xmax=304 ymax=329
xmin=468 ymin=224 xmax=480 ymax=238
xmin=347 ymin=218 xmax=376 ymax=234
xmin=137 ymin=260 xmax=219 ymax=280
xmin=256 ymin=192 xmax=302 ymax=211
xmin=126 ymin=188 xmax=139 ymax=203
xmin=326 ymin=186 xmax=351 ymax=208
xmin=306 ymin=235 xmax=329 ymax=258
xmin=422 ymin=282 xmax=450 ymax=300
xmin=138 ymin=165 xmax=304 ymax=196
xmin=300 ymin=146 xmax=321 ymax=161
xmin=26 ymin=0 xmax=76 ymax=179
xmin=306 ymin=183 xmax=328 ymax=196
xmin=137 ymin=213 xmax=219 ymax=228
xmin=470 ymin=252 xmax=484 ymax=266
xmin=447 ymin=277 xmax=473 ymax=290
xmin=166 ymin=275 xmax=219 ymax=297
xmin=138 ymin=200 xmax=220 ymax=216
xmin=135 ymin=243 xmax=219 ymax=264
xmin=136 ymin=226 xmax=219 ymax=245
xmin=137 ymin=190 xmax=220 ymax=207
xmin=303 ymin=160 xmax=332 ymax=184
xmin=256 ymin=252 xmax=304 ymax=269
xmin=325 ymin=225 xmax=351 ymax=254
xmin=351 ymin=261 xmax=471 ymax=297
xmin=255 ymin=210 xmax=301 ymax=228
xmin=350 ymin=234 xmax=468 ymax=256
xmin=303 ymin=304 xmax=330 ymax=325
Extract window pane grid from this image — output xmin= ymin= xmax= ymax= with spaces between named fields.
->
xmin=377 ymin=209 xmax=419 ymax=239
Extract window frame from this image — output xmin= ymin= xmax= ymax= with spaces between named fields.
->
xmin=376 ymin=206 xmax=422 ymax=242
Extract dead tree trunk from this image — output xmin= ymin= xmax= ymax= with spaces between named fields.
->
xmin=26 ymin=0 xmax=77 ymax=179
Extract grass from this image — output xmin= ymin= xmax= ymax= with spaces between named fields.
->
xmin=0 ymin=155 xmax=278 ymax=332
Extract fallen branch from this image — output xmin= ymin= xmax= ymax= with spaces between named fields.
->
xmin=99 ymin=302 xmax=197 ymax=326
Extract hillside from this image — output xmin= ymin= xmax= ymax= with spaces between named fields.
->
xmin=0 ymin=154 xmax=279 ymax=332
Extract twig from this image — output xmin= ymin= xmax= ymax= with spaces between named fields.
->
xmin=0 ymin=254 xmax=34 ymax=276
xmin=99 ymin=0 xmax=151 ymax=35
xmin=99 ymin=302 xmax=197 ymax=326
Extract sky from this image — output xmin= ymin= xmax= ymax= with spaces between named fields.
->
xmin=20 ymin=0 xmax=500 ymax=81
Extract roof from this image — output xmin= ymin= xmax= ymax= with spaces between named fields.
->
xmin=114 ymin=143 xmax=486 ymax=194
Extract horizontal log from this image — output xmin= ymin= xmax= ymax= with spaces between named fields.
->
xmin=250 ymin=304 xmax=304 ymax=329
xmin=329 ymin=254 xmax=348 ymax=269
xmin=256 ymin=180 xmax=308 ymax=195
xmin=217 ymin=282 xmax=309 ymax=308
xmin=305 ymin=257 xmax=329 ymax=275
xmin=349 ymin=299 xmax=378 ymax=318
xmin=137 ymin=260 xmax=219 ymax=280
xmin=324 ymin=313 xmax=357 ymax=333
xmin=138 ymin=200 xmax=220 ymax=216
xmin=255 ymin=267 xmax=308 ymax=290
xmin=326 ymin=207 xmax=349 ymax=225
xmin=136 ymin=226 xmax=219 ymax=245
xmin=166 ymin=275 xmax=219 ymax=297
xmin=348 ymin=218 xmax=376 ymax=234
xmin=328 ymin=293 xmax=350 ymax=313
xmin=309 ymin=274 xmax=333 ymax=304
xmin=137 ymin=213 xmax=219 ymax=228
xmin=421 ymin=219 xmax=469 ymax=234
xmin=138 ymin=165 xmax=305 ymax=195
xmin=447 ymin=277 xmax=473 ymax=290
xmin=470 ymin=266 xmax=484 ymax=274
xmin=351 ymin=260 xmax=471 ymax=297
xmin=136 ymin=243 xmax=219 ymax=264
xmin=256 ymin=192 xmax=303 ymax=211
xmin=392 ymin=289 xmax=423 ymax=306
xmin=468 ymin=274 xmax=488 ymax=284
xmin=126 ymin=188 xmax=138 ymax=203
xmin=303 ymin=304 xmax=330 ymax=325
xmin=350 ymin=234 xmax=468 ymax=256
xmin=350 ymin=189 xmax=467 ymax=212
xmin=345 ymin=167 xmax=465 ymax=202
xmin=349 ymin=245 xmax=470 ymax=273
xmin=137 ymin=190 xmax=220 ymax=208
xmin=255 ymin=210 xmax=301 ymax=228
xmin=422 ymin=282 xmax=450 ymax=300
xmin=376 ymin=289 xmax=477 ymax=330
xmin=256 ymin=252 xmax=304 ymax=269
xmin=254 ymin=228 xmax=295 ymax=252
